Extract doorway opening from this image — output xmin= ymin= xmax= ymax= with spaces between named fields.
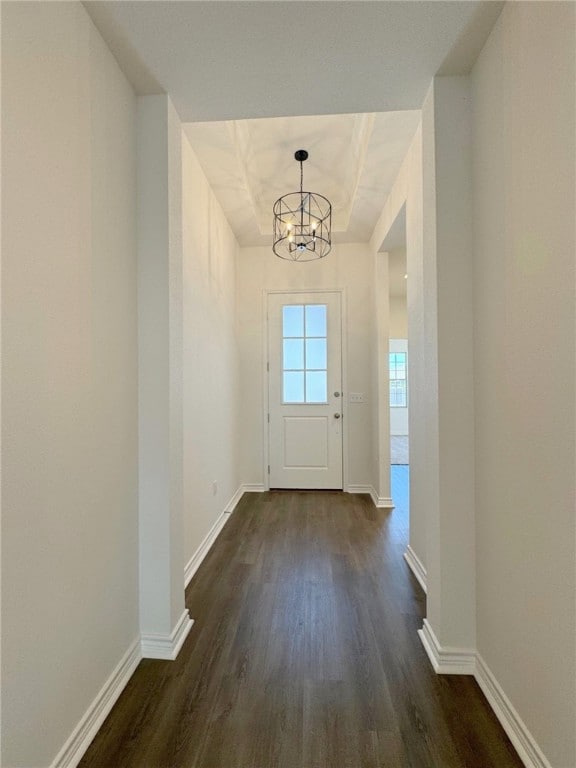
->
xmin=388 ymin=246 xmax=409 ymax=535
xmin=377 ymin=203 xmax=410 ymax=518
xmin=388 ymin=246 xmax=409 ymax=469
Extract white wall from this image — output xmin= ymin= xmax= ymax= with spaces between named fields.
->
xmin=423 ymin=75 xmax=477 ymax=653
xmin=137 ymin=95 xmax=189 ymax=646
xmin=2 ymin=3 xmax=138 ymax=765
xmin=389 ymin=297 xmax=408 ymax=338
xmin=182 ymin=132 xmax=240 ymax=566
xmin=388 ymin=247 xmax=408 ymax=338
xmin=373 ymin=77 xmax=478 ymax=658
xmin=471 ymin=3 xmax=575 ymax=765
xmin=237 ymin=244 xmax=375 ymax=491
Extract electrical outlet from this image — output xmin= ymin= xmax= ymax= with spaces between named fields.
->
xmin=349 ymin=392 xmax=364 ymax=403
xmin=212 ymin=481 xmax=218 ymax=496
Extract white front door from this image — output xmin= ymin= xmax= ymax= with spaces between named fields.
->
xmin=268 ymin=291 xmax=343 ymax=489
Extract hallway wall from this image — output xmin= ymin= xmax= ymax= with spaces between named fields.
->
xmin=2 ymin=3 xmax=573 ymax=767
xmin=1 ymin=3 xmax=139 ymax=765
xmin=182 ymin=132 xmax=240 ymax=568
xmin=237 ymin=243 xmax=375 ymax=491
xmin=471 ymin=3 xmax=576 ymax=764
xmin=389 ymin=297 xmax=408 ymax=339
xmin=389 ymin=247 xmax=408 ymax=339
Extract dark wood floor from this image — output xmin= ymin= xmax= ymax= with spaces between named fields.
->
xmin=80 ymin=487 xmax=523 ymax=768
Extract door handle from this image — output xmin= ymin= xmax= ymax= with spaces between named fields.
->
xmin=334 ymin=413 xmax=341 ymax=419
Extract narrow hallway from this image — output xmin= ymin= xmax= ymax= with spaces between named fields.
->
xmin=80 ymin=482 xmax=522 ymax=768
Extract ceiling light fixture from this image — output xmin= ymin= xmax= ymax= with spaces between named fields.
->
xmin=273 ymin=150 xmax=331 ymax=261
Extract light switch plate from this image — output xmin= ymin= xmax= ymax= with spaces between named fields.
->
xmin=349 ymin=392 xmax=364 ymax=403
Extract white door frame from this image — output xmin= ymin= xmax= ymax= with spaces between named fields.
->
xmin=262 ymin=288 xmax=349 ymax=492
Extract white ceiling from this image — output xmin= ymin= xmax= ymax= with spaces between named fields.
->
xmin=183 ymin=111 xmax=419 ymax=245
xmin=84 ymin=0 xmax=503 ymax=246
xmin=85 ymin=1 xmax=503 ymax=122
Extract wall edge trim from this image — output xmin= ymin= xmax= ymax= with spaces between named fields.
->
xmin=50 ymin=638 xmax=141 ymax=768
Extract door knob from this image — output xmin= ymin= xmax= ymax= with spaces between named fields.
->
xmin=334 ymin=413 xmax=341 ymax=419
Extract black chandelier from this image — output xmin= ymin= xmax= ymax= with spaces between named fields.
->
xmin=272 ymin=150 xmax=332 ymax=261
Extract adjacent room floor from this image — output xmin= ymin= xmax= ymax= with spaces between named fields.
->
xmin=390 ymin=435 xmax=409 ymax=465
xmin=80 ymin=472 xmax=522 ymax=768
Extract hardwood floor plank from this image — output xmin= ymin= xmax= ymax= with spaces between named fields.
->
xmin=79 ymin=489 xmax=524 ymax=768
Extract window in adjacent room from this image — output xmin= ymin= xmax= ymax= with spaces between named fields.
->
xmin=389 ymin=352 xmax=407 ymax=407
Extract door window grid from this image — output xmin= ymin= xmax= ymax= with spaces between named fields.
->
xmin=282 ymin=305 xmax=327 ymax=403
xmin=389 ymin=352 xmax=407 ymax=407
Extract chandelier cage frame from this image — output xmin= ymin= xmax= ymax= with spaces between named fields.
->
xmin=272 ymin=150 xmax=332 ymax=261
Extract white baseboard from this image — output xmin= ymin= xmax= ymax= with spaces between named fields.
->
xmin=475 ymin=654 xmax=552 ymax=768
xmin=224 ymin=486 xmax=245 ymax=512
xmin=240 ymin=483 xmax=266 ymax=493
xmin=185 ymin=511 xmax=231 ymax=587
xmin=51 ymin=638 xmax=141 ymax=768
xmin=184 ymin=485 xmax=247 ymax=588
xmin=417 ymin=621 xmax=553 ymax=767
xmin=403 ymin=545 xmax=427 ymax=593
xmin=374 ymin=493 xmax=394 ymax=509
xmin=418 ymin=619 xmax=476 ymax=675
xmin=141 ymin=609 xmax=193 ymax=660
xmin=346 ymin=485 xmax=394 ymax=508
xmin=346 ymin=484 xmax=372 ymax=495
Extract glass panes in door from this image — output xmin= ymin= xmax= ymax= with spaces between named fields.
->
xmin=282 ymin=304 xmax=327 ymax=403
